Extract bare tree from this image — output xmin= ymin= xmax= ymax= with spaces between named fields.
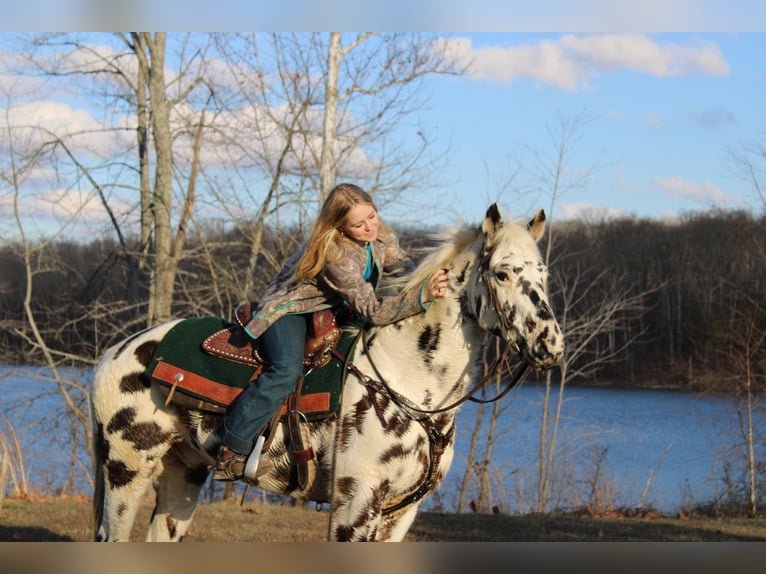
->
xmin=704 ymin=271 xmax=766 ymax=516
xmin=316 ymin=32 xmax=461 ymax=204
xmin=18 ymin=33 xmax=215 ymax=325
xmin=534 ymin=114 xmax=651 ymax=512
xmin=0 ymin=85 xmax=96 ymax=493
xmin=728 ymin=128 xmax=766 ymax=211
xmin=479 ymin=111 xmax=652 ymax=513
xmin=457 ymin=338 xmax=516 ymax=514
xmin=539 ymin=259 xmax=650 ymax=511
xmin=118 ymin=33 xmax=211 ymax=324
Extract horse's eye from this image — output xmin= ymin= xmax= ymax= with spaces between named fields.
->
xmin=496 ymin=271 xmax=509 ymax=282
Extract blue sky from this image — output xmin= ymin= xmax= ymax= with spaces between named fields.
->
xmin=2 ymin=3 xmax=766 ymax=233
xmin=410 ymin=31 xmax=766 ymax=225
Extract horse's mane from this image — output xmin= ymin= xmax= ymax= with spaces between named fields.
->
xmin=395 ymin=224 xmax=481 ymax=293
xmin=395 ymin=214 xmax=541 ymax=295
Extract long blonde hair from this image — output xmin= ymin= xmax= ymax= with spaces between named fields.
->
xmin=291 ymin=183 xmax=393 ymax=284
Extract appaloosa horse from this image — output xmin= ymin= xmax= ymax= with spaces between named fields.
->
xmin=91 ymin=204 xmax=563 ymax=541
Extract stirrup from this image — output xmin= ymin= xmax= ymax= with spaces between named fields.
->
xmin=244 ymin=435 xmax=266 ymax=480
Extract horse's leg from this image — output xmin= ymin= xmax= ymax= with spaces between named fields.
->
xmin=93 ymin=412 xmax=175 ymax=541
xmin=93 ymin=425 xmax=158 ymax=543
xmin=145 ymin=446 xmax=208 ymax=542
xmin=329 ymin=497 xmax=420 ymax=541
xmin=378 ymin=504 xmax=421 ymax=542
xmin=328 ymin=475 xmax=388 ymax=541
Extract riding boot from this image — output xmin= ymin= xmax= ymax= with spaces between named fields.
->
xmin=213 ymin=446 xmax=248 ymax=481
xmin=213 ymin=435 xmax=266 ymax=482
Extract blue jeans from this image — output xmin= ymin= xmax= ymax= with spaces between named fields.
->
xmin=222 ymin=313 xmax=307 ymax=454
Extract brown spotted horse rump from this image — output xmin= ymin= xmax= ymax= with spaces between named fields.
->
xmin=91 ymin=204 xmax=564 ymax=542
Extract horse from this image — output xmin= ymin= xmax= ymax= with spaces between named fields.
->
xmin=90 ymin=203 xmax=564 ymax=542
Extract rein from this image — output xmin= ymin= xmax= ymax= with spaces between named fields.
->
xmin=468 ymin=350 xmax=529 ymax=404
xmin=360 ymin=331 xmax=528 ymax=415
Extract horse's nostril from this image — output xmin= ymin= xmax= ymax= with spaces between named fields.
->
xmin=536 ymin=339 xmax=563 ymax=365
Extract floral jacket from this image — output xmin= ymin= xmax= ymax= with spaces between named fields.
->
xmin=243 ymin=226 xmax=426 ymax=340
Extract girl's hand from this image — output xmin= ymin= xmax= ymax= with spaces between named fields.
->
xmin=424 ymin=269 xmax=450 ymax=303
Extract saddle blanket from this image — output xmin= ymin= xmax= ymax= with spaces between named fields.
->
xmin=145 ymin=316 xmax=355 ymax=417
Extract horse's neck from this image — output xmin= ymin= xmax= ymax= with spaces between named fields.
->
xmin=364 ymin=295 xmax=485 ymax=409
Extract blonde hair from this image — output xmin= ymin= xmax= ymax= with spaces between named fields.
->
xmin=291 ymin=183 xmax=393 ymax=284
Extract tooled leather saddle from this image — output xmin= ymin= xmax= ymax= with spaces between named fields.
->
xmin=201 ymin=302 xmax=342 ymax=371
xmin=199 ymin=303 xmax=344 ymax=490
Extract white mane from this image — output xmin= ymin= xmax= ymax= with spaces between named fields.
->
xmin=398 ymin=215 xmax=541 ymax=294
xmin=397 ymin=225 xmax=479 ymax=293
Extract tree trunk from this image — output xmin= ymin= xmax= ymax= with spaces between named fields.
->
xmin=319 ymin=32 xmax=341 ymax=204
xmin=134 ymin=33 xmax=176 ymax=326
xmin=745 ymin=340 xmax=757 ymax=517
xmin=457 ymin=401 xmax=484 ymax=513
xmin=137 ymin=57 xmax=152 ymax=274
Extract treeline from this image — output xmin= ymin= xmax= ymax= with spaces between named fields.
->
xmin=548 ymin=209 xmax=766 ymax=391
xmin=2 ymin=209 xmax=765 ymax=393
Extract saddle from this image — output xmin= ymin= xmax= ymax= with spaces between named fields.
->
xmin=201 ymin=302 xmax=342 ymax=370
xmin=199 ymin=303 xmax=343 ymax=490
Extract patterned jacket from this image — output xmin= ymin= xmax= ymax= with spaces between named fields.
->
xmin=243 ymin=226 xmax=426 ymax=340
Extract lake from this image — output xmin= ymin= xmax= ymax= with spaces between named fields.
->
xmin=442 ymin=383 xmax=765 ymax=514
xmin=2 ymin=365 xmax=764 ymax=514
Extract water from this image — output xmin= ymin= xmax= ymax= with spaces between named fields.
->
xmin=2 ymin=365 xmax=764 ymax=514
xmin=1 ymin=366 xmax=93 ymax=494
xmin=442 ymin=384 xmax=765 ymax=514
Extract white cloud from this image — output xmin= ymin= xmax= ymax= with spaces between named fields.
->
xmin=0 ymin=187 xmax=136 ymax=223
xmin=2 ymin=101 xmax=131 ymax=157
xmin=558 ymin=201 xmax=630 ymax=221
xmin=642 ymin=112 xmax=664 ymax=129
xmin=651 ymin=175 xmax=743 ymax=207
xmin=438 ymin=34 xmax=729 ymax=91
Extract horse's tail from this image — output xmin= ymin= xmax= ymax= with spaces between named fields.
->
xmin=91 ymin=370 xmax=107 ymax=541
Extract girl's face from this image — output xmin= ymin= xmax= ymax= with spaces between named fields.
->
xmin=341 ymin=203 xmax=380 ymax=245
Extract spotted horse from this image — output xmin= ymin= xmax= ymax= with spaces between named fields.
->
xmin=90 ymin=204 xmax=564 ymax=542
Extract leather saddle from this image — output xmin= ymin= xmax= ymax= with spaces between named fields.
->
xmin=201 ymin=302 xmax=342 ymax=371
xmin=199 ymin=302 xmax=344 ymax=490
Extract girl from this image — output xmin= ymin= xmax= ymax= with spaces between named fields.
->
xmin=215 ymin=183 xmax=449 ymax=480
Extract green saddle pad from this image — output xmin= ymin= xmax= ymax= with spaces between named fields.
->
xmin=146 ymin=316 xmax=357 ymax=417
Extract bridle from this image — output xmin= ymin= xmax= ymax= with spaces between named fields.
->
xmin=479 ymin=239 xmax=514 ymax=334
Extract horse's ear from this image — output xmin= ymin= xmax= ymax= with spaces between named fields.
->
xmin=482 ymin=203 xmax=504 ymax=238
xmin=527 ymin=208 xmax=546 ymax=241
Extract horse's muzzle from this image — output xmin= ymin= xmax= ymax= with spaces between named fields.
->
xmin=513 ymin=335 xmax=563 ymax=372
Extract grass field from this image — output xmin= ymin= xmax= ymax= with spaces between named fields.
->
xmin=2 ymin=496 xmax=766 ymax=542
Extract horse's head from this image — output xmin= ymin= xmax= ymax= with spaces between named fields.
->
xmin=470 ymin=204 xmax=564 ymax=371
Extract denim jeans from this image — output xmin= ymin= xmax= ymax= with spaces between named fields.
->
xmin=222 ymin=313 xmax=307 ymax=454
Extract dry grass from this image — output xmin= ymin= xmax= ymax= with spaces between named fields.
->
xmin=2 ymin=496 xmax=766 ymax=542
